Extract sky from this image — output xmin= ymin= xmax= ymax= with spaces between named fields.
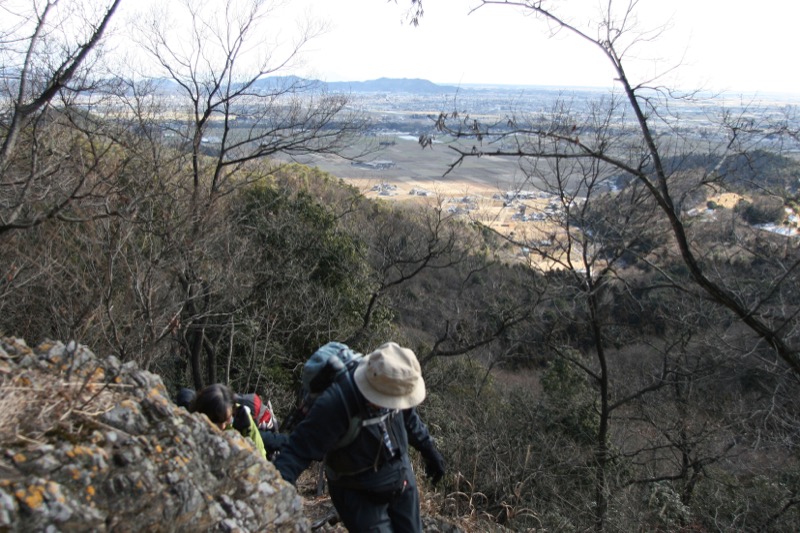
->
xmin=264 ymin=0 xmax=800 ymax=96
xmin=116 ymin=0 xmax=800 ymax=97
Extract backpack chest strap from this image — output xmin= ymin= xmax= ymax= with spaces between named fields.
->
xmin=359 ymin=410 xmax=398 ymax=427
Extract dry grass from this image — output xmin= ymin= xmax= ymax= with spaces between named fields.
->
xmin=0 ymin=352 xmax=126 ymax=448
xmin=294 ymin=462 xmax=522 ymax=532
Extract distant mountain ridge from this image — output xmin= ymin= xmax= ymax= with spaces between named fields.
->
xmin=252 ymin=75 xmax=461 ymax=94
xmin=146 ymin=75 xmax=462 ymax=95
xmin=324 ymin=77 xmax=461 ymax=93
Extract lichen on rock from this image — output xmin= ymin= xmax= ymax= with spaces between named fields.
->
xmin=0 ymin=337 xmax=308 ymax=532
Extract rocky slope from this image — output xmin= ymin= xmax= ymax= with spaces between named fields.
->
xmin=0 ymin=337 xmax=307 ymax=532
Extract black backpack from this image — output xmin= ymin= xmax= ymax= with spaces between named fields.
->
xmin=285 ymin=342 xmax=396 ymax=449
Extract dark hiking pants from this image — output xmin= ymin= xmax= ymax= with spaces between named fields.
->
xmin=329 ymin=476 xmax=422 ymax=532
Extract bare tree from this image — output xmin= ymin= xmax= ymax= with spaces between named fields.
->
xmin=133 ymin=0 xmax=367 ymax=203
xmin=127 ymin=0 xmax=372 ymax=388
xmin=0 ymin=0 xmax=124 ymax=235
xmin=0 ymin=0 xmax=163 ymax=362
xmin=431 ymin=0 xmax=800 ymax=376
xmin=399 ymin=1 xmax=800 ymax=530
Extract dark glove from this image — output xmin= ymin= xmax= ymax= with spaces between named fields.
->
xmin=260 ymin=430 xmax=289 ymax=453
xmin=419 ymin=440 xmax=446 ymax=485
xmin=232 ymin=404 xmax=251 ymax=434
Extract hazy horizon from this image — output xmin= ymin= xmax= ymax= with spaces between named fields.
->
xmin=119 ymin=0 xmax=800 ymax=98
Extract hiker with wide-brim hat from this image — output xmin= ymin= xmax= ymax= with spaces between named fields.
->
xmin=274 ymin=342 xmax=446 ymax=532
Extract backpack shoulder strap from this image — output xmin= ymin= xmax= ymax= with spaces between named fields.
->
xmin=332 ymin=368 xmax=399 ymax=449
xmin=333 ymin=367 xmax=372 ymax=449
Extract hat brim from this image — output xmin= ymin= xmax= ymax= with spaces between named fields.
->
xmin=353 ymin=357 xmax=426 ymax=410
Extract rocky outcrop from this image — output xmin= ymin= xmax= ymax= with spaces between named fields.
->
xmin=0 ymin=338 xmax=308 ymax=532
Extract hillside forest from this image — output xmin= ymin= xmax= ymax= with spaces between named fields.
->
xmin=2 ymin=0 xmax=800 ymax=531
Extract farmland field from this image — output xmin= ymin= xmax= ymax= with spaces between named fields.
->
xmin=292 ymin=134 xmax=546 ymax=235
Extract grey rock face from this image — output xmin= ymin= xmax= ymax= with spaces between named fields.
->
xmin=0 ymin=337 xmax=308 ymax=532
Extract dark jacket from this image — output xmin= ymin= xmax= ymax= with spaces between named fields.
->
xmin=273 ymin=368 xmax=436 ymax=487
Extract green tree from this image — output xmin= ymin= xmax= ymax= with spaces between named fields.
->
xmin=228 ymin=170 xmax=372 ymax=374
xmin=129 ymin=0 xmax=370 ymax=387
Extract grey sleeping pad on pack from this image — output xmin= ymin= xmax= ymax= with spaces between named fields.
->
xmin=283 ymin=342 xmax=362 ymax=434
xmin=302 ymin=342 xmax=361 ymax=395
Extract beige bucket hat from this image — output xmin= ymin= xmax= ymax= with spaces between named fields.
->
xmin=353 ymin=342 xmax=426 ymax=409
